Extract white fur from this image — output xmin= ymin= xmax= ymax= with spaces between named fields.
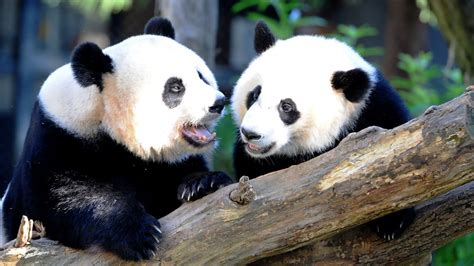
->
xmin=39 ymin=35 xmax=224 ymax=163
xmin=231 ymin=35 xmax=377 ymax=158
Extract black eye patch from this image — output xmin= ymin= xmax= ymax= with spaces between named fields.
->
xmin=278 ymin=98 xmax=300 ymax=125
xmin=163 ymin=77 xmax=185 ymax=108
xmin=246 ymin=85 xmax=262 ymax=109
xmin=197 ymin=70 xmax=210 ymax=85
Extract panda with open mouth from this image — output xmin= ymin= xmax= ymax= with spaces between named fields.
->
xmin=231 ymin=21 xmax=415 ymax=241
xmin=0 ymin=17 xmax=232 ymax=261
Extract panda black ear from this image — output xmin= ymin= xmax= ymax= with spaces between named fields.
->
xmin=144 ymin=17 xmax=175 ymax=39
xmin=254 ymin=21 xmax=276 ymax=54
xmin=331 ymin=68 xmax=371 ymax=103
xmin=71 ymin=42 xmax=114 ymax=92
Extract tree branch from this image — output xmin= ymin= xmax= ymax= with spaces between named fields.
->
xmin=1 ymin=90 xmax=473 ymax=264
xmin=254 ymin=181 xmax=474 ymax=265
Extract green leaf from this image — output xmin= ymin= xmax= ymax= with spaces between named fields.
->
xmin=293 ymin=16 xmax=326 ymax=27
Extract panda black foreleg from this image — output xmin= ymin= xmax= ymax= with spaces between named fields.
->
xmin=45 ymin=179 xmax=161 ymax=261
xmin=370 ymin=207 xmax=416 ymax=240
xmin=177 ymin=171 xmax=234 ymax=202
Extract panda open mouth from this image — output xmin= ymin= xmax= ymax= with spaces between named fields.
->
xmin=246 ymin=142 xmax=275 ymax=155
xmin=181 ymin=124 xmax=217 ymax=147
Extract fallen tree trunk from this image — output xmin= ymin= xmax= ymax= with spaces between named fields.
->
xmin=254 ymin=181 xmax=474 ymax=265
xmin=1 ymin=90 xmax=473 ymax=264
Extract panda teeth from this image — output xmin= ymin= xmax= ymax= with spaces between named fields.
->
xmin=248 ymin=143 xmax=260 ymax=151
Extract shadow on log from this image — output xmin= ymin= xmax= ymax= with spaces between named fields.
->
xmin=0 ymin=90 xmax=473 ymax=264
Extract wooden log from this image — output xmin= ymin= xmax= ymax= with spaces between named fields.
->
xmin=0 ymin=90 xmax=473 ymax=264
xmin=254 ymin=181 xmax=474 ymax=265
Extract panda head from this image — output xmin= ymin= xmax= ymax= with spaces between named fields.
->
xmin=231 ymin=21 xmax=377 ymax=158
xmin=39 ymin=17 xmax=226 ymax=163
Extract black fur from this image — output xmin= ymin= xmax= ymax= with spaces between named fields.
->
xmin=234 ymin=71 xmax=415 ymax=240
xmin=71 ymin=42 xmax=114 ymax=91
xmin=331 ymin=68 xmax=371 ymax=103
xmin=209 ymin=98 xmax=225 ymax=114
xmin=246 ymin=85 xmax=262 ymax=109
xmin=254 ymin=21 xmax=276 ymax=54
xmin=3 ymin=102 xmax=232 ymax=260
xmin=241 ymin=128 xmax=261 ymax=141
xmin=197 ymin=70 xmax=210 ymax=85
xmin=177 ymin=171 xmax=233 ymax=202
xmin=278 ymin=98 xmax=300 ymax=125
xmin=163 ymin=77 xmax=185 ymax=109
xmin=144 ymin=17 xmax=175 ymax=39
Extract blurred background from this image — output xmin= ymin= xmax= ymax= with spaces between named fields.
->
xmin=0 ymin=0 xmax=472 ymax=264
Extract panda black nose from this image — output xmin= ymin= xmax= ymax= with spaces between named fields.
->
xmin=209 ymin=98 xmax=225 ymax=114
xmin=241 ymin=127 xmax=261 ymax=141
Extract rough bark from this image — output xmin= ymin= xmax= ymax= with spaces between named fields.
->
xmin=0 ymin=90 xmax=473 ymax=264
xmin=428 ymin=0 xmax=474 ymax=85
xmin=254 ymin=181 xmax=474 ymax=265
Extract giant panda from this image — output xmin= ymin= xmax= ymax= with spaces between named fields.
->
xmin=231 ymin=21 xmax=415 ymax=240
xmin=0 ymin=17 xmax=232 ymax=260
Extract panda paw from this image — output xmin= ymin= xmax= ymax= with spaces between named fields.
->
xmin=116 ymin=214 xmax=162 ymax=261
xmin=178 ymin=171 xmax=234 ymax=202
xmin=370 ymin=207 xmax=415 ymax=241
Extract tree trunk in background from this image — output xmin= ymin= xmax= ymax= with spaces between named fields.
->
xmin=156 ymin=0 xmax=218 ymax=69
xmin=428 ymin=0 xmax=474 ymax=85
xmin=382 ymin=0 xmax=427 ymax=79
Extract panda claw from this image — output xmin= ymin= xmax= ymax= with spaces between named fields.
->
xmin=400 ymin=221 xmax=404 ymax=228
xmin=152 ymin=225 xmax=162 ymax=234
xmin=210 ymin=180 xmax=215 ymax=188
xmin=187 ymin=194 xmax=191 ymax=201
xmin=392 ymin=233 xmax=395 ymax=240
xmin=151 ymin=235 xmax=160 ymax=245
xmin=376 ymin=226 xmax=379 ymax=233
xmin=181 ymin=189 xmax=187 ymax=200
xmin=197 ymin=183 xmax=203 ymax=192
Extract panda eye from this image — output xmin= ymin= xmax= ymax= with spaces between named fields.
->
xmin=165 ymin=77 xmax=185 ymax=95
xmin=280 ymin=101 xmax=294 ymax=113
xmin=170 ymin=84 xmax=183 ymax=93
xmin=278 ymin=98 xmax=300 ymax=125
xmin=252 ymin=91 xmax=259 ymax=101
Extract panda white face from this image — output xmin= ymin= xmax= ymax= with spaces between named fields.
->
xmin=39 ymin=18 xmax=225 ymax=163
xmin=232 ymin=24 xmax=376 ymax=158
xmin=103 ymin=36 xmax=225 ymax=162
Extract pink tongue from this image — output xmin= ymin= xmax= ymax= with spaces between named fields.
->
xmin=184 ymin=126 xmax=216 ymax=143
xmin=192 ymin=127 xmax=212 ymax=139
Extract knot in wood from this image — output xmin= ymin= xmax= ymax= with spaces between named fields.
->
xmin=229 ymin=176 xmax=256 ymax=205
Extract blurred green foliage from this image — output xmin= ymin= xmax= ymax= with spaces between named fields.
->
xmin=391 ymin=52 xmax=465 ymax=116
xmin=42 ymin=0 xmax=146 ymax=19
xmin=212 ymin=112 xmax=236 ymax=179
xmin=331 ymin=24 xmax=383 ymax=57
xmin=232 ymin=0 xmax=326 ymax=38
xmin=434 ymin=233 xmax=474 ymax=266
